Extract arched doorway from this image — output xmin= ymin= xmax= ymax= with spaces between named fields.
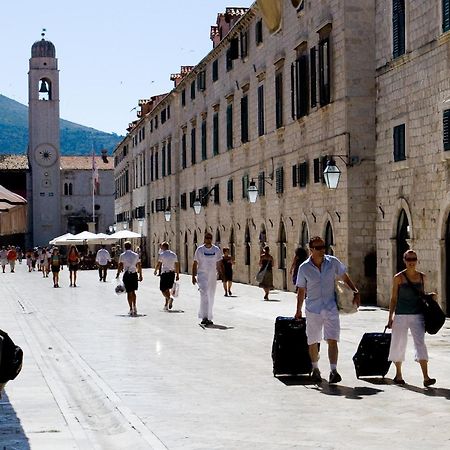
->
xmin=193 ymin=230 xmax=198 ymax=258
xmin=278 ymin=221 xmax=287 ymax=290
xmin=215 ymin=228 xmax=221 ymax=247
xmin=184 ymin=232 xmax=188 ymax=273
xmin=325 ymin=221 xmax=334 ymax=255
xmin=229 ymin=227 xmax=235 ymax=258
xmin=300 ymin=221 xmax=309 ymax=249
xmin=245 ymin=225 xmax=251 ymax=266
xmin=259 ymin=224 xmax=267 ymax=251
xmin=445 ymin=216 xmax=450 ymax=316
xmin=396 ymin=209 xmax=410 ymax=272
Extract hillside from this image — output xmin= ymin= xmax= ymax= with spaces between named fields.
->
xmin=0 ymin=94 xmax=123 ymax=155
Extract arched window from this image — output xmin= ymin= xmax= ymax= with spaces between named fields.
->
xmin=325 ymin=221 xmax=334 ymax=255
xmin=278 ymin=221 xmax=287 ymax=270
xmin=68 ymin=183 xmax=73 ymax=196
xmin=396 ymin=209 xmax=410 ymax=272
xmin=38 ymin=78 xmax=51 ymax=101
xmin=229 ymin=228 xmax=235 ymax=258
xmin=300 ymin=221 xmax=309 ymax=248
xmin=245 ymin=226 xmax=251 ymax=266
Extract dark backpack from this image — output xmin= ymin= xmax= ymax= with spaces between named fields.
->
xmin=0 ymin=329 xmax=23 ymax=383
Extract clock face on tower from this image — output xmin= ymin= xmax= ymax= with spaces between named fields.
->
xmin=34 ymin=145 xmax=58 ymax=167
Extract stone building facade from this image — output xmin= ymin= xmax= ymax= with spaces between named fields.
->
xmin=375 ymin=0 xmax=450 ymax=314
xmin=114 ymin=0 xmax=379 ymax=302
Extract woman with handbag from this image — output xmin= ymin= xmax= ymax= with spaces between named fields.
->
xmin=257 ymin=246 xmax=274 ymax=300
xmin=386 ymin=249 xmax=436 ymax=387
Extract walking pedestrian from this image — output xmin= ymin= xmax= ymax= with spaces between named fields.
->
xmin=6 ymin=246 xmax=17 ymax=273
xmin=192 ymin=232 xmax=223 ymax=326
xmin=116 ymin=241 xmax=143 ymax=316
xmin=96 ymin=245 xmax=111 ymax=282
xmin=50 ymin=247 xmax=63 ymax=288
xmin=294 ymin=236 xmax=360 ymax=384
xmin=386 ymin=249 xmax=436 ymax=387
xmin=67 ymin=245 xmax=80 ymax=287
xmin=0 ymin=247 xmax=7 ymax=273
xmin=219 ymin=247 xmax=234 ymax=296
xmin=257 ymin=246 xmax=274 ymax=300
xmin=154 ymin=241 xmax=179 ymax=310
xmin=25 ymin=250 xmax=33 ymax=272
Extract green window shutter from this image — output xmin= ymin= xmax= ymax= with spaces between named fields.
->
xmin=201 ymin=121 xmax=207 ymax=160
xmin=443 ymin=109 xmax=450 ymax=151
xmin=444 ymin=0 xmax=450 ymax=33
xmin=393 ymin=0 xmax=406 ymax=58
xmin=226 ymin=104 xmax=233 ymax=149
xmin=213 ymin=113 xmax=219 ymax=156
xmin=393 ymin=124 xmax=406 ymax=161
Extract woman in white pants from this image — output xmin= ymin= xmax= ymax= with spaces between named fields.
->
xmin=387 ymin=249 xmax=436 ymax=387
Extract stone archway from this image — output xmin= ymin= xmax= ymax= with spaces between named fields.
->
xmin=215 ymin=228 xmax=221 ymax=247
xmin=445 ymin=215 xmax=450 ymax=316
xmin=278 ymin=221 xmax=287 ymax=290
xmin=396 ymin=209 xmax=410 ymax=272
xmin=325 ymin=221 xmax=334 ymax=255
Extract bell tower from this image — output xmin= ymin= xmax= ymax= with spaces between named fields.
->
xmin=28 ymin=30 xmax=61 ymax=246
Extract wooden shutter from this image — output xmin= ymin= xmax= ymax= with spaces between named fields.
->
xmin=275 ymin=167 xmax=284 ymax=193
xmin=444 ymin=0 xmax=450 ymax=32
xmin=444 ymin=109 xmax=450 ymax=151
xmin=393 ymin=0 xmax=406 ymax=58
xmin=226 ymin=103 xmax=233 ymax=149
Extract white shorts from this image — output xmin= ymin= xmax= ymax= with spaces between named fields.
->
xmin=305 ymin=309 xmax=340 ymax=345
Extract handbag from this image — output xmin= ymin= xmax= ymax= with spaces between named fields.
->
xmin=335 ymin=280 xmax=358 ymax=314
xmin=255 ymin=263 xmax=268 ymax=283
xmin=403 ymin=272 xmax=446 ymax=335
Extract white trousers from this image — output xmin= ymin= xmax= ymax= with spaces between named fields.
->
xmin=197 ymin=272 xmax=217 ymax=320
xmin=388 ymin=314 xmax=428 ymax=362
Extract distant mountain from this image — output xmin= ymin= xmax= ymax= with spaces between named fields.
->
xmin=0 ymin=94 xmax=124 ymax=155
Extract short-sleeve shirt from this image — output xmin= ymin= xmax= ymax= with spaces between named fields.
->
xmin=158 ymin=250 xmax=178 ymax=272
xmin=194 ymin=244 xmax=222 ymax=274
xmin=119 ymin=250 xmax=140 ymax=273
xmin=96 ymin=248 xmax=111 ymax=266
xmin=296 ymin=255 xmax=347 ymax=313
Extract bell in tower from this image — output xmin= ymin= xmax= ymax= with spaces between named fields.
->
xmin=38 ymin=79 xmax=50 ymax=101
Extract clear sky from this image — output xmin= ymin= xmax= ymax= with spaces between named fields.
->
xmin=1 ymin=0 xmax=253 ymax=136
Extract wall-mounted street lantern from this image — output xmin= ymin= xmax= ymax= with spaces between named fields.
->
xmin=193 ymin=186 xmax=217 ymax=215
xmin=323 ymin=155 xmax=358 ymax=189
xmin=247 ymin=174 xmax=273 ymax=203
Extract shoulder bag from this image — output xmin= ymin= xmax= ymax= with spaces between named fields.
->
xmin=403 ymin=272 xmax=446 ymax=335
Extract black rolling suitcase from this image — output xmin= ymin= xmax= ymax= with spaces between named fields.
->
xmin=353 ymin=328 xmax=392 ymax=378
xmin=0 ymin=329 xmax=23 ymax=384
xmin=272 ymin=316 xmax=312 ymax=376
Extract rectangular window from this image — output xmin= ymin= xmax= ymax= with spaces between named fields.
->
xmin=213 ymin=112 xmax=219 ymax=155
xmin=167 ymin=104 xmax=171 ymax=119
xmin=292 ymin=165 xmax=298 ymax=187
xmin=226 ymin=103 xmax=233 ymax=149
xmin=319 ymin=37 xmax=331 ymax=106
xmin=213 ymin=184 xmax=220 ymax=205
xmin=393 ymin=0 xmax=406 ymax=58
xmin=258 ymin=171 xmax=266 ymax=197
xmin=167 ymin=141 xmax=172 ymax=175
xmin=181 ymin=89 xmax=186 ymax=107
xmin=161 ymin=144 xmax=166 ymax=177
xmin=161 ymin=109 xmax=166 ymax=124
xmin=226 ymin=48 xmax=233 ymax=71
xmin=154 ymin=116 xmax=158 ymax=129
xmin=150 ymin=153 xmax=154 ymax=181
xmin=275 ymin=167 xmax=284 ymax=194
xmin=299 ymin=162 xmax=308 ymax=187
xmin=212 ymin=59 xmax=219 ymax=81
xmin=150 ymin=119 xmax=153 ymax=133
xmin=201 ymin=120 xmax=207 ymax=160
xmin=291 ymin=53 xmax=309 ymax=118
xmin=444 ymin=0 xmax=450 ymax=32
xmin=190 ymin=81 xmax=196 ymax=99
xmin=189 ymin=190 xmax=197 ymax=207
xmin=197 ymin=70 xmax=206 ymax=91
xmin=313 ymin=158 xmax=321 ymax=183
xmin=182 ymin=133 xmax=187 ymax=169
xmin=256 ymin=19 xmax=263 ymax=45
xmin=191 ymin=127 xmax=196 ymax=164
xmin=180 ymin=193 xmax=187 ymax=210
xmin=227 ymin=179 xmax=234 ymax=202
xmin=275 ymin=72 xmax=283 ymax=129
xmin=155 ymin=152 xmax=159 ymax=180
xmin=155 ymin=198 xmax=166 ymax=212
xmin=242 ymin=174 xmax=249 ymax=199
xmin=310 ymin=47 xmax=317 ymax=108
xmin=240 ymin=30 xmax=248 ymax=59
xmin=258 ymin=85 xmax=265 ymax=136
xmin=321 ymin=155 xmax=329 ymax=184
xmin=241 ymin=95 xmax=249 ymax=143
xmin=444 ymin=109 xmax=450 ymax=151
xmin=393 ymin=124 xmax=406 ymax=161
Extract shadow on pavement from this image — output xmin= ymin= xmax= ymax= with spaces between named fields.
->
xmin=317 ymin=384 xmax=383 ymax=399
xmin=0 ymin=390 xmax=31 ymax=449
xmin=276 ymin=375 xmax=316 ymax=386
xmin=199 ymin=324 xmax=234 ymax=330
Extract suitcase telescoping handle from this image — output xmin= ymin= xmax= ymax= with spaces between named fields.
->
xmin=383 ymin=326 xmax=389 ymax=334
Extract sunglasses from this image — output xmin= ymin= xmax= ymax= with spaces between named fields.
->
xmin=311 ymin=245 xmax=326 ymax=250
xmin=405 ymin=257 xmax=417 ymax=262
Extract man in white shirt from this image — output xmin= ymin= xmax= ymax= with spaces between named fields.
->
xmin=96 ymin=245 xmax=111 ymax=282
xmin=154 ymin=242 xmax=180 ymax=310
xmin=192 ymin=232 xmax=223 ymax=326
xmin=116 ymin=241 xmax=143 ymax=316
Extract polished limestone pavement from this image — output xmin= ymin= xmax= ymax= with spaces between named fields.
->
xmin=1 ymin=263 xmax=449 ymax=449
